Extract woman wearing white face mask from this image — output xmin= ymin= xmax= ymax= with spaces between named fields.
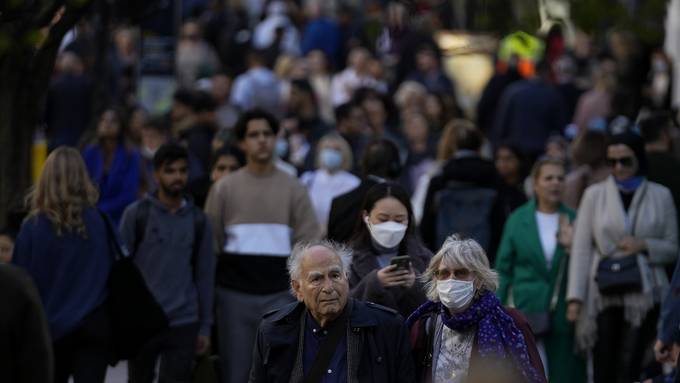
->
xmin=300 ymin=134 xmax=360 ymax=235
xmin=407 ymin=235 xmax=547 ymax=383
xmin=348 ymin=182 xmax=432 ymax=318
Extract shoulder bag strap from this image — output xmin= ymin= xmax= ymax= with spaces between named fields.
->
xmin=97 ymin=209 xmax=126 ymax=262
xmin=133 ymin=199 xmax=151 ymax=257
xmin=549 ymin=254 xmax=566 ymax=311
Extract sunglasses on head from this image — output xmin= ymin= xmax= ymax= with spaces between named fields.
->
xmin=606 ymin=156 xmax=635 ymax=168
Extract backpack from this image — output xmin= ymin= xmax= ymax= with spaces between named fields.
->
xmin=133 ymin=198 xmax=206 ymax=273
xmin=434 ymin=182 xmax=497 ymax=251
xmin=104 ymin=199 xmax=207 ymax=360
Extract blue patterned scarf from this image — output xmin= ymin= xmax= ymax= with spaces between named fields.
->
xmin=406 ymin=291 xmax=544 ymax=383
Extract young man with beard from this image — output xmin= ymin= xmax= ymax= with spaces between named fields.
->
xmin=119 ymin=143 xmax=215 ymax=382
xmin=204 ymin=109 xmax=320 ymax=383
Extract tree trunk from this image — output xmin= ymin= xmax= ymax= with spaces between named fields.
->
xmin=0 ymin=1 xmax=96 ymax=228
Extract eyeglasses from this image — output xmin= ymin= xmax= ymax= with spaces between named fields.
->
xmin=434 ymin=268 xmax=471 ymax=281
xmin=606 ymin=156 xmax=635 ymax=168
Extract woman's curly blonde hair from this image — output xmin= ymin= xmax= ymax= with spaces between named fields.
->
xmin=26 ymin=147 xmax=99 ymax=237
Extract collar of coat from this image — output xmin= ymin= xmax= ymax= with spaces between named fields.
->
xmin=267 ymin=298 xmax=387 ymax=328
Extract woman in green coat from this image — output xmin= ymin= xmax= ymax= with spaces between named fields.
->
xmin=495 ymin=157 xmax=586 ymax=383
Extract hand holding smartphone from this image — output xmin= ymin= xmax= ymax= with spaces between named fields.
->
xmin=390 ymin=255 xmax=411 ymax=271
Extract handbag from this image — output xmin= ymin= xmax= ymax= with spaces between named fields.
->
xmin=525 ymin=254 xmax=567 ymax=338
xmin=595 ymin=255 xmax=642 ymax=295
xmin=595 ymin=202 xmax=644 ymax=295
xmin=99 ymin=210 xmax=169 ymax=360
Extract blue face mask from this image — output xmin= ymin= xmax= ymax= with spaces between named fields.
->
xmin=320 ymin=148 xmax=343 ymax=170
xmin=275 ymin=138 xmax=289 ymax=158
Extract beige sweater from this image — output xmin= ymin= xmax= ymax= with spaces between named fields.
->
xmin=204 ymin=167 xmax=321 ymax=293
xmin=567 ymin=176 xmax=678 ymax=349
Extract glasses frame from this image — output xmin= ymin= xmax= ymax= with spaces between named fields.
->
xmin=606 ymin=156 xmax=635 ymax=168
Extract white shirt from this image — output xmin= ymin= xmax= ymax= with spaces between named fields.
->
xmin=535 ymin=211 xmax=559 ymax=268
xmin=330 ymin=68 xmax=387 ymax=106
xmin=434 ymin=323 xmax=475 ymax=383
xmin=300 ymin=169 xmax=360 ymax=234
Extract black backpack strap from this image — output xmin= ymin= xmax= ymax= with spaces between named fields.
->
xmin=97 ymin=209 xmax=126 ymax=261
xmin=133 ymin=199 xmax=151 ymax=258
xmin=191 ymin=206 xmax=206 ymax=275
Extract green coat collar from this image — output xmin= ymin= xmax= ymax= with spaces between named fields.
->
xmin=519 ymin=199 xmax=574 ymax=279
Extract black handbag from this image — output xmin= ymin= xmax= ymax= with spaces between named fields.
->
xmin=525 ymin=254 xmax=567 ymax=338
xmin=99 ymin=210 xmax=168 ymax=360
xmin=595 ymin=255 xmax=642 ymax=295
xmin=525 ymin=311 xmax=551 ymax=338
xmin=595 ymin=206 xmax=644 ymax=296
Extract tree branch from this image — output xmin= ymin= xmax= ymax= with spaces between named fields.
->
xmin=30 ymin=1 xmax=95 ymax=116
xmin=32 ymin=0 xmax=67 ymax=29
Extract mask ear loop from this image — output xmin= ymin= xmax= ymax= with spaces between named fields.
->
xmin=472 ymin=273 xmax=482 ymax=299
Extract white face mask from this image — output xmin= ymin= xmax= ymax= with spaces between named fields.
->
xmin=437 ymin=278 xmax=475 ymax=311
xmin=364 ymin=217 xmax=407 ymax=249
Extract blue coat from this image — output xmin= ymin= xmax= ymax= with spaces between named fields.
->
xmin=490 ymin=79 xmax=567 ymax=156
xmin=83 ymin=144 xmax=141 ymax=225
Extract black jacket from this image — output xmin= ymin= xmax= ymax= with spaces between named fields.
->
xmin=327 ymin=179 xmax=379 ymax=243
xmin=420 ymin=155 xmax=505 ymax=263
xmin=0 ymin=265 xmax=53 ymax=383
xmin=248 ymin=299 xmax=415 ymax=383
xmin=349 ymin=239 xmax=432 ymax=318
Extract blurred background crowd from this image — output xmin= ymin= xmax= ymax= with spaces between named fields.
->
xmin=2 ymin=0 xmax=680 ymax=382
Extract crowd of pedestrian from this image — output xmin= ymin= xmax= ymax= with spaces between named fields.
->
xmin=2 ymin=1 xmax=680 ymax=383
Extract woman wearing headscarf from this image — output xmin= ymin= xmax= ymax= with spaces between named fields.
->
xmin=408 ymin=235 xmax=547 ymax=383
xmin=566 ymin=131 xmax=678 ymax=383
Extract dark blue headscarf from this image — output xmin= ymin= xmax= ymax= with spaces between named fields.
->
xmin=608 ymin=131 xmax=648 ymax=177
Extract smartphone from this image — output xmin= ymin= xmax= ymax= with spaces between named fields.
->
xmin=390 ymin=255 xmax=411 ymax=270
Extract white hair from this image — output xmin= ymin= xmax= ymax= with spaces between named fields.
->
xmin=287 ymin=240 xmax=353 ymax=295
xmin=422 ymin=235 xmax=499 ymax=301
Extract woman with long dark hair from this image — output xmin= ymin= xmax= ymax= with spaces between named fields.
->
xmin=348 ymin=182 xmax=432 ymax=318
xmin=82 ymin=107 xmax=142 ymax=225
xmin=13 ymin=147 xmax=114 ymax=383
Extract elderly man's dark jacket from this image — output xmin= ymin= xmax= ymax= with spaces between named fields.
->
xmin=248 ymin=298 xmax=415 ymax=383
